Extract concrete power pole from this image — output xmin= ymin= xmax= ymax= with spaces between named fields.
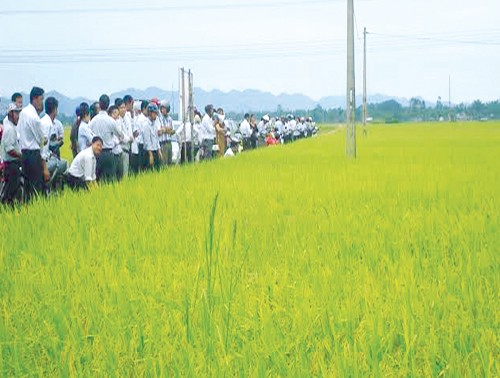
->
xmin=346 ymin=0 xmax=356 ymax=158
xmin=188 ymin=70 xmax=194 ymax=161
xmin=363 ymin=27 xmax=368 ymax=135
xmin=180 ymin=68 xmax=187 ymax=162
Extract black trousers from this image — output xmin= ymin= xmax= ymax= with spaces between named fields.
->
xmin=21 ymin=149 xmax=44 ymax=202
xmin=97 ymin=150 xmax=117 ymax=183
xmin=1 ymin=161 xmax=21 ymax=205
xmin=66 ymin=174 xmax=88 ymax=191
xmin=130 ymin=153 xmax=139 ymax=175
xmin=115 ymin=153 xmax=123 ymax=181
xmin=144 ymin=150 xmax=161 ymax=171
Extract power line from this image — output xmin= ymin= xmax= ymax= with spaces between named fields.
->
xmin=0 ymin=0 xmax=335 ymax=16
xmin=369 ymin=31 xmax=500 ymax=46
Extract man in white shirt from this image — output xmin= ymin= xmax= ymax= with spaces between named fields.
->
xmin=89 ymin=94 xmax=123 ymax=182
xmin=0 ymin=103 xmax=22 ymax=205
xmin=239 ymin=113 xmax=252 ymax=150
xmin=40 ymin=96 xmax=59 ymax=162
xmin=175 ymin=120 xmax=194 ymax=164
xmin=67 ymin=136 xmax=103 ymax=190
xmin=77 ymin=102 xmax=94 ymax=153
xmin=200 ymin=104 xmax=215 ymax=160
xmin=18 ymin=86 xmax=47 ymax=202
xmin=115 ymin=98 xmax=133 ymax=178
xmin=143 ymin=103 xmax=162 ymax=171
xmin=158 ymin=102 xmax=175 ymax=166
xmin=132 ymin=100 xmax=149 ymax=172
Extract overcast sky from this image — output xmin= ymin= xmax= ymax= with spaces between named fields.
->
xmin=0 ymin=0 xmax=498 ymax=104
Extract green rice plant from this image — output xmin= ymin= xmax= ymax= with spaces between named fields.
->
xmin=0 ymin=122 xmax=498 ymax=376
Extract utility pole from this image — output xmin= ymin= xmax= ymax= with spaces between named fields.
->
xmin=188 ymin=70 xmax=195 ymax=162
xmin=180 ymin=67 xmax=187 ymax=162
xmin=363 ymin=27 xmax=368 ymax=135
xmin=346 ymin=0 xmax=356 ymax=158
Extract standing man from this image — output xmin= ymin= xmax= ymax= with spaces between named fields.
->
xmin=70 ymin=106 xmax=81 ymax=158
xmin=40 ymin=96 xmax=59 ymax=163
xmin=143 ymin=103 xmax=162 ymax=171
xmin=159 ymin=102 xmax=175 ymax=166
xmin=89 ymin=94 xmax=124 ymax=182
xmin=66 ymin=136 xmax=103 ymax=190
xmin=77 ymin=102 xmax=94 ymax=152
xmin=18 ymin=86 xmax=47 ymax=202
xmin=0 ymin=103 xmax=22 ymax=205
xmin=116 ymin=98 xmax=133 ymax=178
xmin=200 ymin=104 xmax=215 ymax=160
xmin=239 ymin=113 xmax=252 ymax=150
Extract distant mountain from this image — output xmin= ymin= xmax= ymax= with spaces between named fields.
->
xmin=1 ymin=88 xmax=417 ymax=117
xmin=318 ymin=93 xmax=411 ymax=109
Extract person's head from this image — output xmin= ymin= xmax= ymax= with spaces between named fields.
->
xmin=123 ymin=95 xmax=134 ymax=111
xmin=44 ymin=97 xmax=59 ymax=120
xmin=160 ymin=102 xmax=170 ymax=116
xmin=11 ymin=92 xmax=22 ymax=108
xmin=194 ymin=114 xmax=201 ymax=124
xmin=79 ymin=102 xmax=90 ymax=121
xmin=147 ymin=103 xmax=158 ymax=121
xmin=108 ymin=105 xmax=119 ymax=120
xmin=91 ymin=136 xmax=103 ymax=155
xmin=217 ymin=107 xmax=224 ymax=115
xmin=115 ymin=98 xmax=126 ymax=117
xmin=244 ymin=113 xmax=250 ymax=121
xmin=250 ymin=114 xmax=256 ymax=124
xmin=99 ymin=94 xmax=110 ymax=112
xmin=205 ymin=104 xmax=214 ymax=117
xmin=89 ymin=102 xmax=100 ymax=120
xmin=141 ymin=100 xmax=149 ymax=115
xmin=7 ymin=103 xmax=22 ymax=125
xmin=29 ymin=87 xmax=45 ymax=113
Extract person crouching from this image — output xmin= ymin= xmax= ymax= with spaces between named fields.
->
xmin=66 ymin=136 xmax=103 ymax=190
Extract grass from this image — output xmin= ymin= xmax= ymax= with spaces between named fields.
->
xmin=0 ymin=122 xmax=498 ymax=376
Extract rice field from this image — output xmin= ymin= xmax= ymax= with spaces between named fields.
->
xmin=0 ymin=122 xmax=498 ymax=376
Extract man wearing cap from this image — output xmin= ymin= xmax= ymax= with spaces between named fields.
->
xmin=18 ymin=86 xmax=48 ymax=202
xmin=143 ymin=103 xmax=162 ymax=171
xmin=66 ymin=136 xmax=103 ymax=190
xmin=89 ymin=94 xmax=124 ymax=182
xmin=0 ymin=103 xmax=22 ymax=205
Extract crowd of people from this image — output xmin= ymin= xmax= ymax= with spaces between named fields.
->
xmin=0 ymin=86 xmax=317 ymax=206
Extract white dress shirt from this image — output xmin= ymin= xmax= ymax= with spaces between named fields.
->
xmin=68 ymin=146 xmax=97 ymax=181
xmin=89 ymin=111 xmax=123 ymax=150
xmin=239 ymin=119 xmax=252 ymax=138
xmin=0 ymin=118 xmax=21 ymax=162
xmin=18 ymin=103 xmax=44 ymax=151
xmin=175 ymin=122 xmax=194 ymax=143
xmin=120 ymin=114 xmax=133 ymax=152
xmin=54 ymin=119 xmax=64 ymax=139
xmin=143 ymin=118 xmax=160 ymax=152
xmin=201 ymin=114 xmax=215 ymax=140
xmin=78 ymin=121 xmax=94 ymax=152
xmin=40 ymin=114 xmax=57 ymax=160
